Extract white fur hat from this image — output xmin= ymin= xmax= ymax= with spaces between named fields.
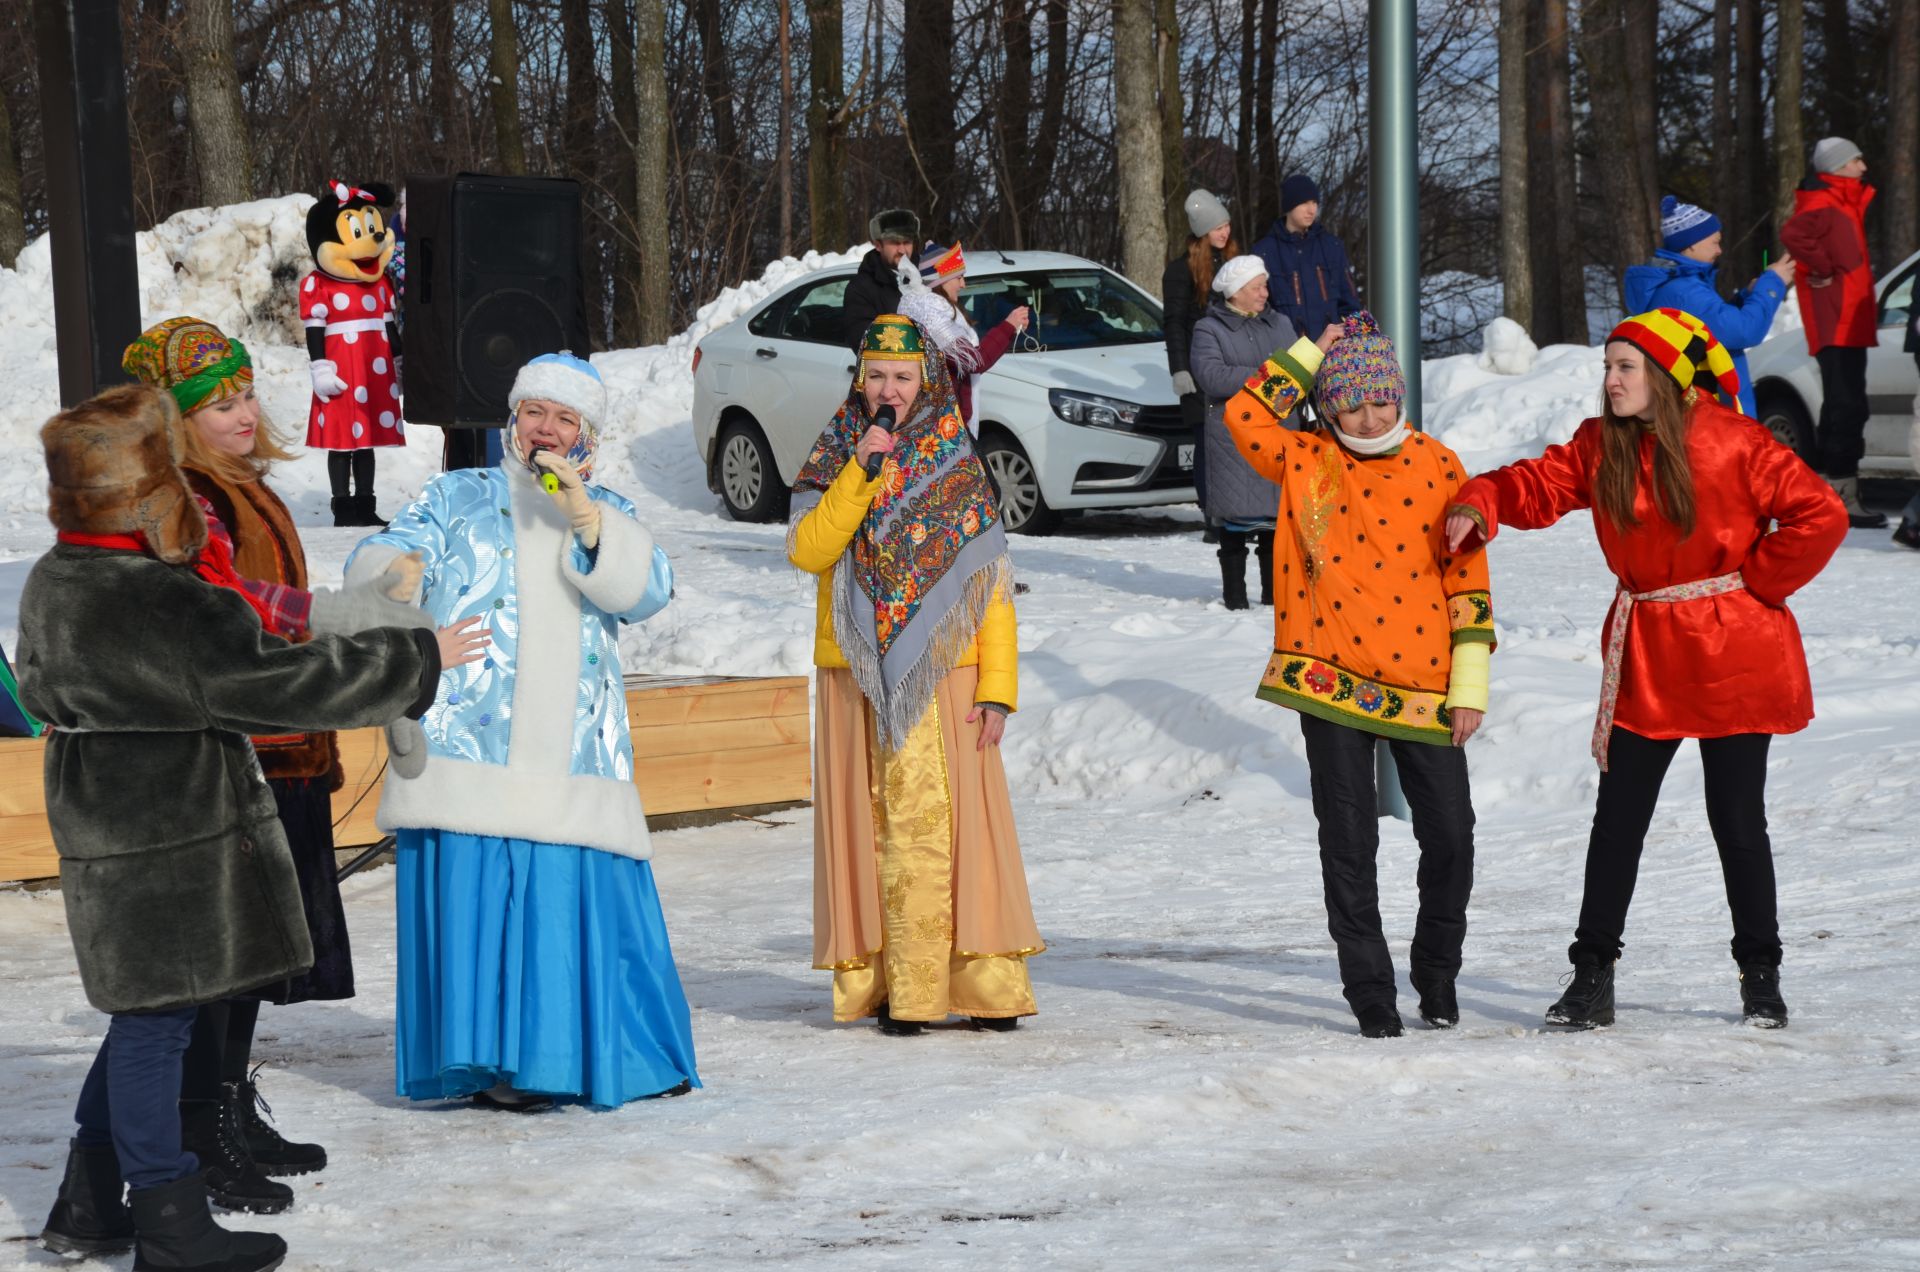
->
xmin=507 ymin=352 xmax=606 ymax=428
xmin=1212 ymin=254 xmax=1269 ymax=299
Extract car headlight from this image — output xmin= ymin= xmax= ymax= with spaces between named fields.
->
xmin=1048 ymin=389 xmax=1143 ymax=430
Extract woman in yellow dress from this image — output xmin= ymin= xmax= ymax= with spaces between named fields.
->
xmin=788 ymin=314 xmax=1044 ymax=1035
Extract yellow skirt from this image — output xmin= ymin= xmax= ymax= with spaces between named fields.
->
xmin=811 ymin=666 xmax=1043 ymax=1022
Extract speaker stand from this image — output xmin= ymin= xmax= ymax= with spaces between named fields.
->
xmin=442 ymin=427 xmax=504 ymax=471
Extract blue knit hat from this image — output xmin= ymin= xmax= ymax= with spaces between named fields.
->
xmin=1659 ymin=195 xmax=1721 ymax=252
xmin=1281 ymin=174 xmax=1321 ymax=215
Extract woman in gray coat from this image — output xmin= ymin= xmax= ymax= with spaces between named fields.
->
xmin=1189 ymin=256 xmax=1340 ymax=608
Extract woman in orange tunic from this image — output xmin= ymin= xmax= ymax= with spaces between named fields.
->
xmin=1226 ymin=312 xmax=1493 ymax=1039
xmin=1446 ymin=309 xmax=1847 ymax=1031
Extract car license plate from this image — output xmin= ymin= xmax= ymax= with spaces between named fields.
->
xmin=1177 ymin=444 xmax=1195 ymax=470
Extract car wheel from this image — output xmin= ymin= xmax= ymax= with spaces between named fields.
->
xmin=978 ymin=432 xmax=1060 ymax=535
xmin=716 ymin=416 xmax=789 ymax=522
xmin=1756 ymin=387 xmax=1816 ymax=465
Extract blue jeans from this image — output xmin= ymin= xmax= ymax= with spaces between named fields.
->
xmin=73 ymin=1008 xmax=199 ymax=1191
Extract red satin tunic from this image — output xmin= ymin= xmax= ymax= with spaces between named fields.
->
xmin=1453 ymin=400 xmax=1847 ymax=740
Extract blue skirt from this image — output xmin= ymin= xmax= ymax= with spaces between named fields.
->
xmin=393 ymin=829 xmax=700 ymax=1109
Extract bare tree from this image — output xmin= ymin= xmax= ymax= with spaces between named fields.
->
xmin=1529 ymin=0 xmax=1585 ymax=342
xmin=806 ymin=0 xmax=849 ymax=250
xmin=1888 ymin=0 xmax=1920 ymax=263
xmin=690 ymin=0 xmax=741 ymax=273
xmin=489 ymin=0 xmax=528 ymax=175
xmin=606 ymin=0 xmax=642 ymax=344
xmin=1234 ymin=0 xmax=1253 ymax=216
xmin=1775 ymin=0 xmax=1805 ymax=226
xmin=904 ymin=0 xmax=956 ymax=236
xmin=1579 ymin=0 xmax=1659 ymax=277
xmin=1114 ymin=0 xmax=1164 ymax=293
xmin=1498 ymin=0 xmax=1532 ymax=326
xmin=0 ymin=85 xmax=20 ymax=268
xmin=1711 ymin=0 xmax=1735 ymax=270
xmin=778 ymin=0 xmax=794 ymax=256
xmin=1730 ymin=0 xmax=1763 ymax=282
xmin=1821 ymin=0 xmax=1857 ymax=141
xmin=1252 ymin=0 xmax=1277 ymax=225
xmin=1157 ymin=0 xmax=1187 ymax=251
xmin=180 ymin=0 xmax=254 ymax=206
xmin=634 ymin=0 xmax=671 ymax=344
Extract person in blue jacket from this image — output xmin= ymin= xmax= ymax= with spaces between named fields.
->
xmin=1621 ymin=195 xmax=1797 ymax=417
xmin=1250 ymin=174 xmax=1361 ymax=338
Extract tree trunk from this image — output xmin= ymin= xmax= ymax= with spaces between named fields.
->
xmin=778 ymin=0 xmax=794 ymax=257
xmin=1157 ymin=0 xmax=1187 ymax=251
xmin=0 ymin=87 xmax=22 ymax=268
xmin=999 ymin=0 xmax=1033 ymax=248
xmin=634 ymin=0 xmax=672 ymax=344
xmin=1774 ymin=0 xmax=1805 ymax=227
xmin=1731 ymin=0 xmax=1763 ymax=281
xmin=488 ymin=0 xmax=528 ymax=175
xmin=691 ymin=0 xmax=741 ymax=273
xmin=1113 ymin=0 xmax=1164 ymax=293
xmin=1711 ymin=0 xmax=1736 ymax=286
xmin=607 ymin=0 xmax=642 ymax=345
xmin=1253 ymin=0 xmax=1278 ymax=227
xmin=562 ymin=0 xmax=597 ymax=176
xmin=1821 ymin=0 xmax=1856 ymax=141
xmin=1235 ymin=0 xmax=1254 ymax=219
xmin=179 ymin=0 xmax=254 ymax=206
xmin=806 ymin=0 xmax=848 ymax=250
xmin=1498 ymin=0 xmax=1533 ymax=326
xmin=1579 ymin=0 xmax=1658 ymax=285
xmin=428 ymin=0 xmax=457 ymax=167
xmin=1528 ymin=0 xmax=1584 ymax=343
xmin=904 ymin=0 xmax=955 ymax=237
xmin=1887 ymin=0 xmax=1920 ymax=267
xmin=1028 ymin=0 xmax=1069 ymax=247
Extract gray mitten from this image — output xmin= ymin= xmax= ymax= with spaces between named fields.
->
xmin=385 ymin=718 xmax=428 ymax=780
xmin=1170 ymin=370 xmax=1197 ymax=397
xmin=309 ymin=578 xmax=433 ymax=635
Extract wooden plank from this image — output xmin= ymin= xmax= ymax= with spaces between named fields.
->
xmin=0 ymin=738 xmax=46 ymax=817
xmin=631 ymin=711 xmax=809 ymax=760
xmin=641 ymin=743 xmax=813 ymax=813
xmin=627 ymin=677 xmax=809 ymax=729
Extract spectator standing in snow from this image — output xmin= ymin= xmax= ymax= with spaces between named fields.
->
xmin=1780 ymin=137 xmax=1886 ymax=528
xmin=1250 ymin=174 xmax=1362 ymax=340
xmin=1164 ymin=190 xmax=1240 ymax=527
xmin=1621 ymin=195 xmax=1795 ymax=417
xmin=1446 ymin=309 xmax=1847 ymax=1032
xmin=841 ymin=208 xmax=920 ymax=354
xmin=789 ymin=314 xmax=1043 ymax=1037
xmin=896 ymin=241 xmax=1030 ymax=435
xmin=1225 ymin=311 xmax=1491 ymax=1038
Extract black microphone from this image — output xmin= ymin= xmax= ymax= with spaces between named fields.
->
xmin=863 ymin=405 xmax=897 ymax=480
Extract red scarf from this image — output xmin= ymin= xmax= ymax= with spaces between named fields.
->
xmin=58 ymin=528 xmax=278 ymax=631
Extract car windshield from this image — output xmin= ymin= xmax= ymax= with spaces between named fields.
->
xmin=959 ymin=269 xmax=1164 ymax=351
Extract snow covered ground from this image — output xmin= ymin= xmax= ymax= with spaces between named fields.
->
xmin=3 ymin=209 xmax=1919 ymax=1269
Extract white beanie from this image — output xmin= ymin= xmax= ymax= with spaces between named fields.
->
xmin=1812 ymin=137 xmax=1863 ymax=175
xmin=507 ymin=351 xmax=606 ymax=429
xmin=1212 ymin=254 xmax=1268 ymax=299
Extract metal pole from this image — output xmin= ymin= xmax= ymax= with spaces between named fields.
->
xmin=33 ymin=0 xmax=142 ymax=406
xmin=1369 ymin=0 xmax=1419 ymax=821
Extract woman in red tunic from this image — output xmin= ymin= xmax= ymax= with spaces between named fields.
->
xmin=1445 ymin=309 xmax=1847 ymax=1031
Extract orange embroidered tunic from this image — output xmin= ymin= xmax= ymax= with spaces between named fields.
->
xmin=1223 ymin=339 xmax=1494 ymax=744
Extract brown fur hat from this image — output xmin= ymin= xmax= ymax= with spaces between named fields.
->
xmin=43 ymin=384 xmax=208 ymax=565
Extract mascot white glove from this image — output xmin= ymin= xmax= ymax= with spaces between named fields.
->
xmin=533 ymin=451 xmax=602 ymax=550
xmin=310 ymin=358 xmax=348 ymax=401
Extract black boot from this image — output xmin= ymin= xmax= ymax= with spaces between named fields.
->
xmin=875 ymin=1003 xmax=923 ymax=1037
xmin=228 ymin=1076 xmax=326 ymax=1177
xmin=179 ymin=1100 xmax=291 ymax=1215
xmin=1356 ymin=1004 xmax=1404 ymax=1038
xmin=40 ymin=1138 xmax=136 ymax=1257
xmin=972 ymin=1016 xmax=1020 ymax=1032
xmin=1738 ymin=963 xmax=1788 ymax=1029
xmin=330 ymin=496 xmax=355 ymax=528
xmin=1546 ymin=958 xmax=1616 ymax=1028
xmin=1217 ymin=533 xmax=1250 ymax=611
xmin=128 ymin=1173 xmax=287 ymax=1272
xmin=351 ymin=495 xmax=389 ymax=528
xmin=1413 ymin=977 xmax=1459 ymax=1029
xmin=1254 ymin=532 xmax=1274 ymax=606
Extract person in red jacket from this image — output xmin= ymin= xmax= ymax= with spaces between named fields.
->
xmin=1444 ymin=309 xmax=1847 ymax=1033
xmin=1780 ymin=137 xmax=1885 ymax=529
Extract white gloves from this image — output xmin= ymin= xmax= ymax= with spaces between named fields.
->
xmin=533 ymin=451 xmax=602 ymax=549
xmin=1171 ymin=370 xmax=1197 ymax=398
xmin=310 ymin=358 xmax=348 ymax=401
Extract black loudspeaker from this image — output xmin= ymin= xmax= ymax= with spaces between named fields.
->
xmin=403 ymin=173 xmax=588 ymax=427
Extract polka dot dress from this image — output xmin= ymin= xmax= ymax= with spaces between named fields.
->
xmin=301 ymin=269 xmax=403 ymax=450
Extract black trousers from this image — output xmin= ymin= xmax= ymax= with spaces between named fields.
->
xmin=1814 ymin=345 xmax=1870 ymax=478
xmin=1572 ymin=727 xmax=1779 ymax=967
xmin=1299 ymin=713 xmax=1476 ymax=1011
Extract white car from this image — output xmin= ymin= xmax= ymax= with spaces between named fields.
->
xmin=690 ymin=251 xmax=1191 ymax=533
xmin=1749 ymin=248 xmax=1919 ymax=476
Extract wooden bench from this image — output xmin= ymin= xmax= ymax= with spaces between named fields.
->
xmin=0 ymin=674 xmax=811 ymax=883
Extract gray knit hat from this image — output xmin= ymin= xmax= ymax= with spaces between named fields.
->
xmin=1812 ymin=137 xmax=1863 ymax=174
xmin=1184 ymin=190 xmax=1230 ymax=238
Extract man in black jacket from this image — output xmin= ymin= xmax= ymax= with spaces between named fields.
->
xmin=842 ymin=208 xmax=920 ymax=352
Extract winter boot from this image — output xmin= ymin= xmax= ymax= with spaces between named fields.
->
xmin=127 ymin=1173 xmax=287 ymax=1272
xmin=471 ymin=1083 xmax=555 ymax=1114
xmin=971 ymin=1016 xmax=1020 ymax=1032
xmin=1737 ymin=963 xmax=1788 ymax=1029
xmin=228 ymin=1075 xmax=326 ymax=1177
xmin=1254 ymin=532 xmax=1275 ymax=606
xmin=39 ymin=1138 xmax=136 ymax=1257
xmin=351 ymin=495 xmax=389 ymax=528
xmin=1545 ymin=958 xmax=1616 ymax=1028
xmin=178 ymin=1100 xmax=291 ymax=1215
xmin=1413 ymin=977 xmax=1459 ymax=1029
xmin=1832 ymin=476 xmax=1888 ymax=529
xmin=330 ymin=496 xmax=355 ymax=528
xmin=1893 ymin=521 xmax=1920 ymax=550
xmin=1355 ymin=1004 xmax=1403 ymax=1038
xmin=1217 ymin=534 xmax=1250 ymax=611
xmin=875 ymin=1003 xmax=923 ymax=1037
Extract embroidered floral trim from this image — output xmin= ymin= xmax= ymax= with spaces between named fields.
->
xmin=1447 ymin=590 xmax=1495 ymax=645
xmin=1259 ymin=651 xmax=1454 ymax=744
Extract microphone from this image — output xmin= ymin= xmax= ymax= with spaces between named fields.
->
xmin=863 ymin=405 xmax=897 ymax=480
xmin=528 ymin=444 xmax=561 ymax=494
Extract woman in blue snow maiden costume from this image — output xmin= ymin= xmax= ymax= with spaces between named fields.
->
xmin=346 ymin=352 xmax=699 ymax=1111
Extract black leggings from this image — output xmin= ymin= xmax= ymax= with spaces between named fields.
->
xmin=179 ymin=999 xmax=261 ymax=1102
xmin=1573 ymin=727 xmax=1779 ymax=967
xmin=327 ymin=448 xmax=376 ymax=498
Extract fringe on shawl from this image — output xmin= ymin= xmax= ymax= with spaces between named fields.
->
xmin=834 ymin=549 xmax=1014 ymax=751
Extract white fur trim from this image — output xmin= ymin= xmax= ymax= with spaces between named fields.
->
xmin=561 ymin=500 xmax=655 ymax=614
xmin=509 ymin=360 xmax=607 ymax=430
xmin=376 ymin=753 xmax=651 ymax=861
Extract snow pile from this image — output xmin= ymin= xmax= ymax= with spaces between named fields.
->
xmin=1474 ymin=315 xmax=1538 ymax=376
xmin=1424 ymin=341 xmax=1602 ymax=473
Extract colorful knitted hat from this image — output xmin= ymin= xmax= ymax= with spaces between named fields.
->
xmin=918 ymin=242 xmax=966 ymax=287
xmin=1314 ymin=311 xmax=1406 ymax=416
xmin=1608 ymin=308 xmax=1743 ymax=411
xmin=861 ymin=314 xmax=927 ymax=363
xmin=1659 ymin=195 xmax=1720 ymax=252
xmin=121 ymin=317 xmax=254 ymax=415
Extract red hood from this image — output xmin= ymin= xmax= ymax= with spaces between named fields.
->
xmin=1794 ymin=173 xmax=1876 ymax=218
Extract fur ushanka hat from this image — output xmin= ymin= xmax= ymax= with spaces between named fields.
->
xmin=43 ymin=385 xmax=208 ymax=565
